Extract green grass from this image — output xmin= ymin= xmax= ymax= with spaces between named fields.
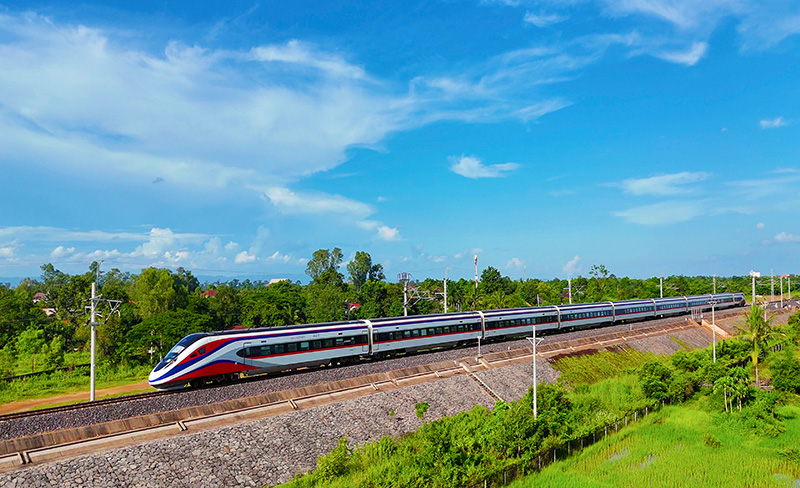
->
xmin=510 ymin=400 xmax=800 ymax=488
xmin=0 ymin=363 xmax=152 ymax=405
xmin=554 ymin=348 xmax=660 ymax=385
xmin=9 ymin=351 xmax=91 ymax=376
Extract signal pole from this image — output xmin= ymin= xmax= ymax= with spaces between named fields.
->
xmin=474 ymin=255 xmax=478 ymax=291
xmin=750 ymin=270 xmax=760 ymax=304
xmin=568 ymin=275 xmax=572 ymax=304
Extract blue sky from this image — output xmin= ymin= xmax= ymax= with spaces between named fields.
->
xmin=1 ymin=0 xmax=799 ymax=283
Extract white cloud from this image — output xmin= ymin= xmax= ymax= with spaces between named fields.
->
xmin=85 ymin=249 xmax=122 ymax=260
xmin=524 ymin=11 xmax=568 ymax=27
xmin=760 ymin=117 xmax=787 ymax=129
xmin=377 ymin=226 xmax=402 ymax=241
xmin=619 ymin=171 xmax=711 ymax=196
xmin=132 ymin=227 xmax=204 ymax=258
xmin=266 ymin=250 xmax=292 ymax=263
xmin=653 ymin=42 xmax=708 ymax=66
xmin=506 ymin=257 xmax=525 ymax=268
xmin=0 ymin=11 xmax=587 ymax=203
xmin=224 ymin=241 xmax=239 ymax=251
xmin=0 ymin=245 xmax=15 ymax=258
xmin=757 ymin=222 xmax=765 ymax=230
xmin=450 ymin=155 xmax=520 ymax=179
xmin=774 ymin=232 xmax=800 ymax=243
xmin=614 ymin=201 xmax=705 ymax=225
xmin=261 ymin=187 xmax=374 ymax=217
xmin=563 ymin=255 xmax=581 ymax=275
xmin=248 ymin=40 xmax=367 ymax=80
xmin=50 ymin=246 xmax=76 ymax=258
xmin=234 ymin=250 xmax=257 ymax=264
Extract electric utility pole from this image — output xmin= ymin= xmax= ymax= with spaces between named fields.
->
xmin=85 ymin=265 xmax=121 ymax=401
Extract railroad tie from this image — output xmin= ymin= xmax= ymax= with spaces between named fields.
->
xmin=288 ymin=399 xmax=299 ymax=410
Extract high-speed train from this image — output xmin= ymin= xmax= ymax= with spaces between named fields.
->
xmin=148 ymin=292 xmax=745 ymax=389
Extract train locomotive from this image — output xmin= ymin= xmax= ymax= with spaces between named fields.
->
xmin=148 ymin=292 xmax=745 ymax=389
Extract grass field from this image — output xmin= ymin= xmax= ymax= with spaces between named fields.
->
xmin=0 ymin=363 xmax=152 ymax=405
xmin=553 ymin=347 xmax=661 ymax=385
xmin=511 ymin=401 xmax=800 ymax=488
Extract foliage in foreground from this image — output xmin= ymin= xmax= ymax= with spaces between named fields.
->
xmin=283 ymin=310 xmax=800 ymax=488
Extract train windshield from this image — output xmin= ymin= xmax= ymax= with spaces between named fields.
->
xmin=153 ymin=333 xmax=208 ymax=372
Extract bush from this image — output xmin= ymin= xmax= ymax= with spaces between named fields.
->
xmin=702 ymin=432 xmax=721 ymax=448
xmin=770 ymin=350 xmax=800 ymax=394
xmin=316 ymin=437 xmax=351 ymax=482
xmin=639 ymin=361 xmax=673 ymax=402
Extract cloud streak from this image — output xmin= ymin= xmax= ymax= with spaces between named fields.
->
xmin=450 ymin=156 xmax=520 ymax=179
xmin=619 ymin=172 xmax=712 ymax=196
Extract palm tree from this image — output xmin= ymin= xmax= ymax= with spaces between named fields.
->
xmin=713 ymin=376 xmax=734 ymax=412
xmin=737 ymin=305 xmax=778 ymax=387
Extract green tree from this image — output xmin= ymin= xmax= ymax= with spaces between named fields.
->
xmin=771 ymin=350 xmax=800 ymax=394
xmin=639 ymin=361 xmax=672 ymax=402
xmin=588 ymin=264 xmax=610 ymax=301
xmin=306 ymin=248 xmax=344 ymax=285
xmin=125 ymin=311 xmax=215 ymax=360
xmin=714 ymin=375 xmax=734 ymax=412
xmin=346 ymin=251 xmax=384 ymax=292
xmin=132 ymin=268 xmax=184 ymax=318
xmin=16 ymin=328 xmax=46 ymax=372
xmin=305 ymin=283 xmax=346 ymax=323
xmin=0 ymin=344 xmax=16 ymax=378
xmin=738 ymin=304 xmax=779 ymax=386
xmin=241 ymin=281 xmax=305 ymax=327
xmin=41 ymin=335 xmax=65 ymax=370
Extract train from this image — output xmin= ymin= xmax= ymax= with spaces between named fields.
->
xmin=148 ymin=292 xmax=746 ymax=389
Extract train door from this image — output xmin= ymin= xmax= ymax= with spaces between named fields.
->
xmin=243 ymin=341 xmax=252 ymax=368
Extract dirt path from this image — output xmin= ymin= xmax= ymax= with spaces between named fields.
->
xmin=0 ymin=381 xmax=154 ymax=415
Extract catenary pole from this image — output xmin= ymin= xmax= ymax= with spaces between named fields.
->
xmin=90 ymin=281 xmax=97 ymax=401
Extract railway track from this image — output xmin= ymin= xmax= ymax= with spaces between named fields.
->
xmin=0 ymin=306 xmax=751 ymax=425
xmin=0 ymin=312 xmax=742 ymax=473
xmin=0 ymin=390 xmax=175 ymax=423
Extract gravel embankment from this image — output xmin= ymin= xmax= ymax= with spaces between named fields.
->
xmin=473 ymin=360 xmax=559 ymax=403
xmin=0 ymin=307 xmax=748 ymax=441
xmin=0 ymin=374 xmax=495 ymax=488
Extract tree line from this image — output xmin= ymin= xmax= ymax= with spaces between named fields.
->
xmin=0 ymin=248 xmax=792 ymax=374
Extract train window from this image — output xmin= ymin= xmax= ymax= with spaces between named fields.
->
xmin=190 ymin=351 xmax=197 ymax=358
xmin=312 ymin=341 xmax=321 ymax=350
xmin=274 ymin=344 xmax=284 ymax=354
xmin=443 ymin=326 xmax=451 ymax=333
xmin=403 ymin=330 xmax=411 ymax=338
xmin=420 ymin=329 xmax=427 ymax=336
xmin=410 ymin=329 xmax=418 ymax=337
xmin=198 ymin=346 xmax=206 ymax=355
xmin=428 ymin=328 xmax=435 ymax=336
xmin=300 ymin=342 xmax=309 ymax=351
xmin=324 ymin=339 xmax=333 ymax=348
xmin=287 ymin=343 xmax=297 ymax=353
xmin=335 ymin=338 xmax=344 ymax=347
